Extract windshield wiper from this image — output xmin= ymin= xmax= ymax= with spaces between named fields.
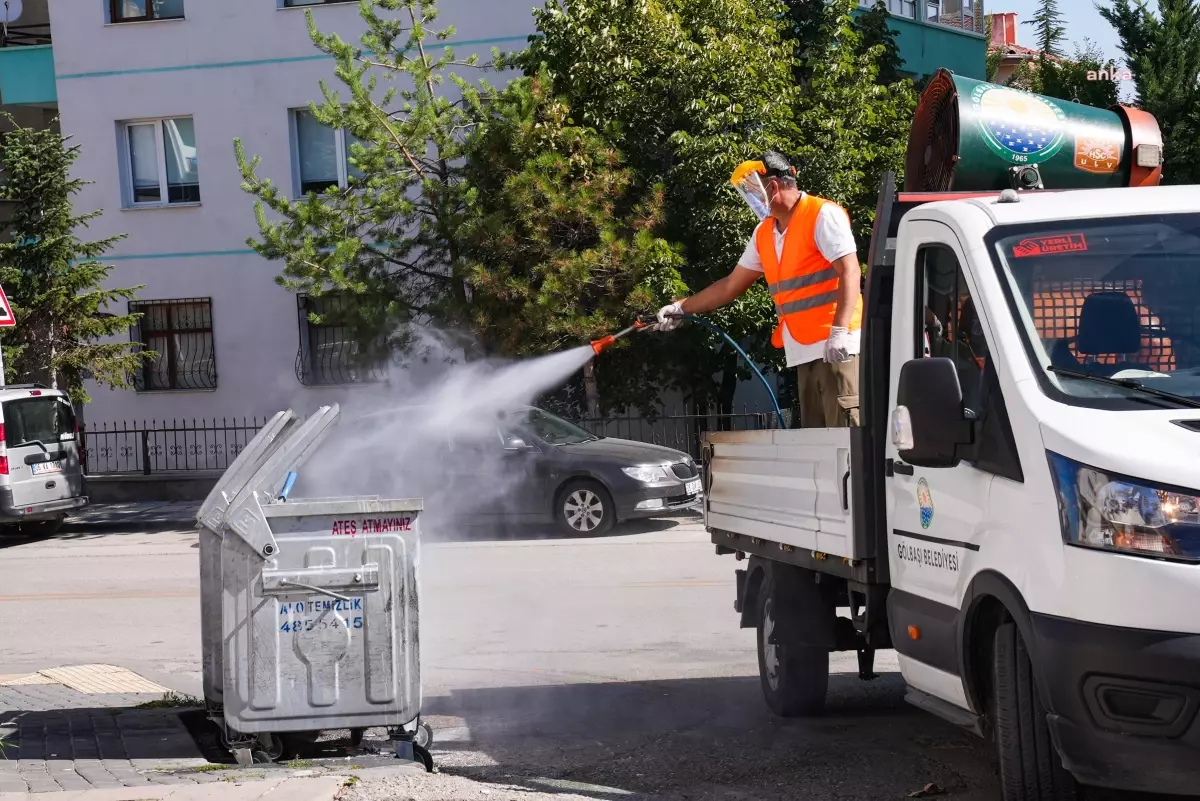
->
xmin=1046 ymin=365 xmax=1200 ymax=409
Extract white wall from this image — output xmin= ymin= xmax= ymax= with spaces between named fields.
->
xmin=49 ymin=0 xmax=536 ymax=425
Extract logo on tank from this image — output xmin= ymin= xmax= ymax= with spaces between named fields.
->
xmin=917 ymin=477 xmax=934 ymax=529
xmin=971 ymin=84 xmax=1067 ymax=164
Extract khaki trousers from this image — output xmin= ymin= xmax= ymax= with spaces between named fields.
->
xmin=795 ymin=356 xmax=860 ymax=428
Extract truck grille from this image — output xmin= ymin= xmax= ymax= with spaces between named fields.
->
xmin=670 ymin=462 xmax=697 ymax=480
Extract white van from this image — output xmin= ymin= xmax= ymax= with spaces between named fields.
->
xmin=0 ymin=385 xmax=87 ymax=535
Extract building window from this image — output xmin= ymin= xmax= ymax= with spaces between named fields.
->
xmin=123 ymin=117 xmax=200 ymax=206
xmin=110 ymin=0 xmax=185 ymax=23
xmin=292 ymin=109 xmax=365 ymax=195
xmin=295 ymin=294 xmax=385 ymax=386
xmin=926 ymin=0 xmax=984 ymax=30
xmin=129 ymin=298 xmax=217 ymax=391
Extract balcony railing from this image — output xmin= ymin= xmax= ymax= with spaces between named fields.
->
xmin=1 ymin=23 xmax=50 ymax=47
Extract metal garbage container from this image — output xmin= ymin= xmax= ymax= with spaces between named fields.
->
xmin=196 ymin=405 xmax=431 ymax=768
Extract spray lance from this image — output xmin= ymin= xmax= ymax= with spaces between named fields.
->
xmin=587 ymin=313 xmax=787 ymax=431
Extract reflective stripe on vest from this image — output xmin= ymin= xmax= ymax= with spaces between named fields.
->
xmin=757 ymin=194 xmax=862 ymax=348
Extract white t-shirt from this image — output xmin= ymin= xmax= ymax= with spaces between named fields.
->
xmin=739 ymin=197 xmax=861 ymax=367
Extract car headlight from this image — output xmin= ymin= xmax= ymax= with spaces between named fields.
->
xmin=622 ymin=465 xmax=669 ymax=483
xmin=1048 ymin=452 xmax=1200 ymax=562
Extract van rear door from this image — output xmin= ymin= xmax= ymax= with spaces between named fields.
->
xmin=3 ymin=395 xmax=83 ymax=508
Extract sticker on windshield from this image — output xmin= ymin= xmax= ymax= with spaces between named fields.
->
xmin=1011 ymin=233 xmax=1088 ymax=258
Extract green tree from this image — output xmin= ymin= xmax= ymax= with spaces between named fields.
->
xmin=791 ymin=0 xmax=916 ymax=256
xmin=786 ymin=0 xmax=906 ymax=86
xmin=0 ymin=117 xmax=147 ymax=402
xmin=517 ymin=0 xmax=800 ymax=414
xmin=1100 ymin=0 xmax=1200 ymax=183
xmin=1025 ymin=0 xmax=1067 ymax=56
xmin=234 ymin=0 xmax=496 ymax=362
xmin=460 ymin=72 xmax=686 ymax=415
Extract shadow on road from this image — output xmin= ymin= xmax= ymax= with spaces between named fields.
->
xmin=419 ymin=672 xmax=1001 ymax=801
xmin=429 ymin=513 xmax=701 ymax=544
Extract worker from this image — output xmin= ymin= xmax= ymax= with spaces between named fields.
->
xmin=654 ymin=151 xmax=864 ymax=427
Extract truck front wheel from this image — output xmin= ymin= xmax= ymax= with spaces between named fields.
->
xmin=756 ymin=572 xmax=829 ymax=717
xmin=992 ymin=621 xmax=1078 ymax=801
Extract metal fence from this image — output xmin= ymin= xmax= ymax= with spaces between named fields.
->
xmin=80 ymin=418 xmax=266 ymax=475
xmin=81 ymin=406 xmax=793 ymax=475
xmin=577 ymin=405 xmax=795 ymax=462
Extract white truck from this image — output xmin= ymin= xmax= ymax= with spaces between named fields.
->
xmin=703 ymin=74 xmax=1196 ymax=799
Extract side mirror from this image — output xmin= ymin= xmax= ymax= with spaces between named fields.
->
xmin=893 ymin=357 xmax=974 ymax=468
xmin=503 ymin=436 xmax=532 ymax=452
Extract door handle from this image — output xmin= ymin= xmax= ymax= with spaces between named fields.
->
xmin=885 ymin=458 xmax=914 ymax=477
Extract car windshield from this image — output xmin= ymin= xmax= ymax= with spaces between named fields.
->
xmin=4 ymin=397 xmax=73 ymax=448
xmin=515 ymin=408 xmax=597 ymax=445
xmin=990 ymin=212 xmax=1200 ymax=410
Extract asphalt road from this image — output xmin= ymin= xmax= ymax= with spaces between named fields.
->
xmin=0 ymin=514 xmax=1010 ymax=800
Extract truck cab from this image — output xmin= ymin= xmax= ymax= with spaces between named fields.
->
xmin=704 ymin=71 xmax=1197 ymax=798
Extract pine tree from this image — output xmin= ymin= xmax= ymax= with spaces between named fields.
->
xmin=460 ymin=71 xmax=686 ymax=415
xmin=234 ymin=0 xmax=496 ymax=361
xmin=1026 ymin=0 xmax=1067 ymax=57
xmin=0 ymin=117 xmax=147 ymax=402
xmin=1100 ymin=0 xmax=1200 ymax=183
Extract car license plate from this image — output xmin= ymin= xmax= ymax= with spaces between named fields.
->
xmin=32 ymin=460 xmax=63 ymax=475
xmin=686 ymin=479 xmax=701 ymax=496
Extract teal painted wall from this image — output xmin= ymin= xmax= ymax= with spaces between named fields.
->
xmin=853 ymin=11 xmax=986 ymax=81
xmin=0 ymin=44 xmax=56 ymax=105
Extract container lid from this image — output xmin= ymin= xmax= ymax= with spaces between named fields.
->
xmin=196 ymin=409 xmax=298 ymax=534
xmin=223 ymin=405 xmax=342 ymax=557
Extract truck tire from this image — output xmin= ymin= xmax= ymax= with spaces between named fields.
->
xmin=993 ymin=621 xmax=1078 ymax=801
xmin=756 ymin=571 xmax=829 ymax=717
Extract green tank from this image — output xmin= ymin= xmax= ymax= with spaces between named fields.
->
xmin=905 ymin=69 xmax=1158 ymax=192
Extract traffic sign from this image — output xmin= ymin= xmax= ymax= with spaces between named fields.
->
xmin=0 ymin=284 xmax=15 ymax=328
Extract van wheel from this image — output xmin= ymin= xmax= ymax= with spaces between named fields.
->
xmin=556 ymin=481 xmax=614 ymax=537
xmin=993 ymin=621 xmax=1078 ymax=801
xmin=756 ymin=571 xmax=829 ymax=717
xmin=19 ymin=517 xmax=64 ymax=538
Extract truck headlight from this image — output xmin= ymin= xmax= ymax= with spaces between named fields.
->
xmin=1048 ymin=452 xmax=1200 ymax=562
xmin=622 ymin=465 xmax=669 ymax=483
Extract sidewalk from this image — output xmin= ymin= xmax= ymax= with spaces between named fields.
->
xmin=0 ymin=775 xmax=353 ymax=801
xmin=64 ymin=503 xmax=200 ymax=531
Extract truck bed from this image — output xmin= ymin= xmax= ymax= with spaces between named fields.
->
xmin=704 ymin=428 xmax=859 ymax=560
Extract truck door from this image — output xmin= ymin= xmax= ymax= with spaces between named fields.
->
xmin=885 ymin=220 xmax=1022 ymax=708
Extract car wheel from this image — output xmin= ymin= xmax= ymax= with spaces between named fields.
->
xmin=993 ymin=621 xmax=1078 ymax=801
xmin=17 ymin=517 xmax=64 ymax=538
xmin=556 ymin=480 xmax=614 ymax=537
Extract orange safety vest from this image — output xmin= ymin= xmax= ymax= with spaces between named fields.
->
xmin=758 ymin=194 xmax=863 ymax=349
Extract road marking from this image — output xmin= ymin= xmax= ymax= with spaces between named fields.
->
xmin=0 ymin=589 xmax=196 ymax=603
xmin=39 ymin=664 xmax=171 ymax=695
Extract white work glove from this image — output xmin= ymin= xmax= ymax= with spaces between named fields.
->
xmin=655 ymin=301 xmax=685 ymax=332
xmin=824 ymin=326 xmax=851 ymax=364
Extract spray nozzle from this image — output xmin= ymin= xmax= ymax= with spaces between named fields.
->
xmin=590 ymin=334 xmax=618 ymax=356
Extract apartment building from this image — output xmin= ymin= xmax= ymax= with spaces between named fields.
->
xmin=0 ymin=0 xmax=984 ymax=440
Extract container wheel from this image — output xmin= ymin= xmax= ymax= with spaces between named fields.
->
xmin=992 ymin=621 xmax=1078 ymax=801
xmin=349 ymin=728 xmax=365 ymax=747
xmin=414 ymin=721 xmax=433 ymax=749
xmin=556 ymin=480 xmax=615 ymax=537
xmin=756 ymin=571 xmax=829 ymax=717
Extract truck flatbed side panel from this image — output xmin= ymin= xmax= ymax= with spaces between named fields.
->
xmin=704 ymin=428 xmax=857 ymax=560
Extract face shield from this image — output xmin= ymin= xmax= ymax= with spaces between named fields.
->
xmin=730 ymin=160 xmax=771 ymax=221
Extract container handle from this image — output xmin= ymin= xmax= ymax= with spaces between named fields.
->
xmin=277 ymin=578 xmax=353 ymax=604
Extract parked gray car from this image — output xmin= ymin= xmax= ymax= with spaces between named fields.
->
xmin=330 ymin=405 xmax=702 ymax=537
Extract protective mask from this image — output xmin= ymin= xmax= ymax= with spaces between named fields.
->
xmin=730 ymin=161 xmax=770 ymax=221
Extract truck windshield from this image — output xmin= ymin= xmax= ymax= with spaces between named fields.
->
xmin=990 ymin=212 xmax=1200 ymax=410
